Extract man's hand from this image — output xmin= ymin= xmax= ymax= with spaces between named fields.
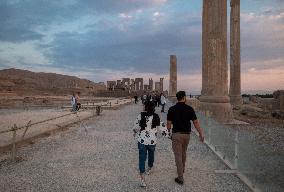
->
xmin=193 ymin=120 xmax=205 ymax=143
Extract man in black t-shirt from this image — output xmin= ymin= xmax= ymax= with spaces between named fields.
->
xmin=167 ymin=91 xmax=204 ymax=185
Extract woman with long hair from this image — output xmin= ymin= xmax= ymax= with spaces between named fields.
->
xmin=133 ymin=101 xmax=170 ymax=187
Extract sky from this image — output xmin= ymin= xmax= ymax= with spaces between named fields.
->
xmin=0 ymin=0 xmax=284 ymax=94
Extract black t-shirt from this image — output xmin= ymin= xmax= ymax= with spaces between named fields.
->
xmin=167 ymin=102 xmax=197 ymax=133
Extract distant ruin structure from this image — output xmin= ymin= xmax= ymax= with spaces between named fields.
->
xmin=229 ymin=0 xmax=242 ymax=107
xmin=105 ymin=76 xmax=164 ymax=97
xmin=149 ymin=78 xmax=153 ymax=91
xmin=107 ymin=81 xmax=116 ymax=91
xmin=155 ymin=82 xmax=161 ymax=92
xmin=135 ymin=78 xmax=143 ymax=91
xmin=199 ymin=0 xmax=233 ymax=122
xmin=169 ymin=55 xmax=177 ymax=97
xmin=270 ymin=90 xmax=284 ymax=119
xmin=122 ymin=78 xmax=131 ymax=89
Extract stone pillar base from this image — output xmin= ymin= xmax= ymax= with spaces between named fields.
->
xmin=200 ymin=102 xmax=233 ymax=123
xmin=230 ymin=95 xmax=243 ymax=108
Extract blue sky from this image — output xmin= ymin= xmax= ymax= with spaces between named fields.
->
xmin=0 ymin=0 xmax=284 ymax=93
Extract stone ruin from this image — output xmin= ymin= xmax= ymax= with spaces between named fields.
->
xmin=272 ymin=90 xmax=284 ymax=119
xmin=102 ymin=77 xmax=164 ymax=97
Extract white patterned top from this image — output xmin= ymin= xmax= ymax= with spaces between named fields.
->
xmin=133 ymin=113 xmax=171 ymax=145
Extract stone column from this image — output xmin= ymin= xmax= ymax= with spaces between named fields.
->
xmin=140 ymin=79 xmax=144 ymax=91
xmin=169 ymin=55 xmax=177 ymax=97
xmin=229 ymin=0 xmax=242 ymax=107
xmin=149 ymin=78 xmax=153 ymax=91
xmin=160 ymin=78 xmax=164 ymax=92
xmin=135 ymin=78 xmax=140 ymax=91
xmin=200 ymin=0 xmax=233 ymax=123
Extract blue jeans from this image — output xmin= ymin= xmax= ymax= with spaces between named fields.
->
xmin=72 ymin=104 xmax=77 ymax=112
xmin=138 ymin=142 xmax=156 ymax=174
xmin=161 ymin=104 xmax=165 ymax=112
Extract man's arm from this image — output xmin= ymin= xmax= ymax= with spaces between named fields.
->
xmin=193 ymin=119 xmax=204 ymax=142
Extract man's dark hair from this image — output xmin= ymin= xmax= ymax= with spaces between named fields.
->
xmin=176 ymin=91 xmax=186 ymax=101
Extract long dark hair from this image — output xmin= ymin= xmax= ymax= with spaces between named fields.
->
xmin=144 ymin=100 xmax=155 ymax=115
xmin=140 ymin=101 xmax=160 ymax=130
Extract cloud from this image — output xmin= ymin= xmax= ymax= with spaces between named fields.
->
xmin=153 ymin=12 xmax=161 ymax=17
xmin=242 ymin=65 xmax=284 ymax=91
xmin=119 ymin=13 xmax=133 ymax=19
xmin=0 ymin=0 xmax=284 ymax=92
xmin=241 ymin=10 xmax=284 ymax=63
xmin=0 ymin=41 xmax=52 ymax=68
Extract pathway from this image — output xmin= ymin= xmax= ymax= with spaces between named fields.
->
xmin=0 ymin=102 xmax=250 ymax=192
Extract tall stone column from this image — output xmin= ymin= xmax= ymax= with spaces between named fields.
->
xmin=160 ymin=78 xmax=164 ymax=92
xmin=140 ymin=79 xmax=144 ymax=91
xmin=169 ymin=55 xmax=177 ymax=97
xmin=149 ymin=78 xmax=153 ymax=91
xmin=135 ymin=78 xmax=139 ymax=91
xmin=200 ymin=0 xmax=233 ymax=123
xmin=229 ymin=0 xmax=242 ymax=107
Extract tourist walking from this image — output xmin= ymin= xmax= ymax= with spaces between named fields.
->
xmin=134 ymin=95 xmax=138 ymax=104
xmin=142 ymin=93 xmax=147 ymax=104
xmin=167 ymin=91 xmax=204 ymax=185
xmin=71 ymin=93 xmax=77 ymax=112
xmin=76 ymin=92 xmax=81 ymax=111
xmin=160 ymin=93 xmax=166 ymax=113
xmin=133 ymin=101 xmax=170 ymax=187
xmin=156 ymin=94 xmax=161 ymax=107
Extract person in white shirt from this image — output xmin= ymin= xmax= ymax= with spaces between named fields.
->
xmin=133 ymin=101 xmax=170 ymax=187
xmin=70 ymin=93 xmax=76 ymax=112
xmin=160 ymin=93 xmax=166 ymax=113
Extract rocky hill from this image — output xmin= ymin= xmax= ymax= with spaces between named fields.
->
xmin=0 ymin=68 xmax=106 ymax=96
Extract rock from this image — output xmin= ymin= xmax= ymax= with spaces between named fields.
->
xmin=240 ymin=105 xmax=265 ymax=118
xmin=272 ymin=90 xmax=284 ymax=117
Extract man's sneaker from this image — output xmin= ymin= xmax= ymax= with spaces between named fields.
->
xmin=174 ymin=177 xmax=184 ymax=185
xmin=146 ymin=167 xmax=153 ymax=175
xmin=140 ymin=179 xmax=147 ymax=187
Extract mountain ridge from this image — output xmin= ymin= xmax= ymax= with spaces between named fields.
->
xmin=0 ymin=68 xmax=106 ymax=96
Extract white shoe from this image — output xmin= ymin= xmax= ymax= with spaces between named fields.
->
xmin=140 ymin=179 xmax=147 ymax=187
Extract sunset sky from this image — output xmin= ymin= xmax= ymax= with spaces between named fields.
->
xmin=0 ymin=0 xmax=284 ymax=94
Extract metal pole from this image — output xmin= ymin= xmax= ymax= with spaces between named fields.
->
xmin=234 ymin=129 xmax=239 ymax=169
xmin=204 ymin=111 xmax=212 ymax=144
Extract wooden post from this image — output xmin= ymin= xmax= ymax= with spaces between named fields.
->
xmin=92 ymin=102 xmax=95 ymax=116
xmin=11 ymin=124 xmax=17 ymax=161
xmin=22 ymin=120 xmax=32 ymax=140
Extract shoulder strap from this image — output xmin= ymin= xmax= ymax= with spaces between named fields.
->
xmin=139 ymin=112 xmax=147 ymax=130
xmin=152 ymin=113 xmax=160 ymax=128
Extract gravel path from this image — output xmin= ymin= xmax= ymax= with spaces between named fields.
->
xmin=0 ymin=103 xmax=250 ymax=192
